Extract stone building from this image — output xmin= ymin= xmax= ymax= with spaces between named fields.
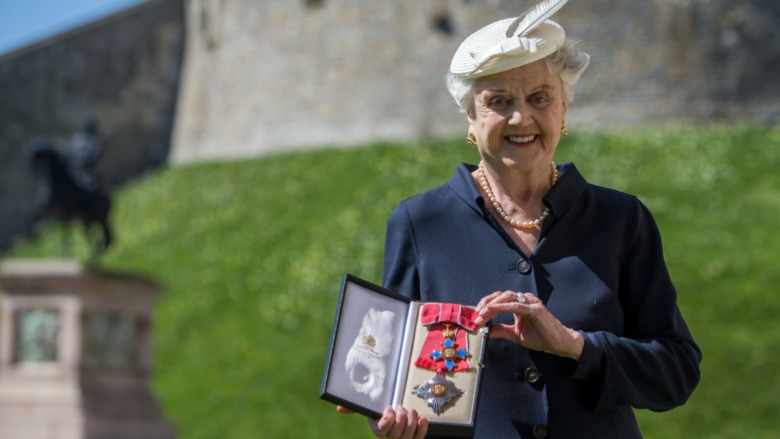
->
xmin=0 ymin=0 xmax=778 ymax=250
xmin=0 ymin=0 xmax=185 ymax=252
xmin=170 ymin=0 xmax=780 ymax=163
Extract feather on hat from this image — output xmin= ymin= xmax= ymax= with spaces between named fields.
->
xmin=450 ymin=0 xmax=569 ymax=78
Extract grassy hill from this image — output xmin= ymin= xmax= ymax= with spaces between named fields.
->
xmin=7 ymin=125 xmax=780 ymax=438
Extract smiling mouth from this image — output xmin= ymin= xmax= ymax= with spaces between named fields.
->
xmin=507 ymin=135 xmax=536 ymax=144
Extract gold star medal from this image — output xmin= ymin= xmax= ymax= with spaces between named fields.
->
xmin=412 ymin=373 xmax=463 ymax=415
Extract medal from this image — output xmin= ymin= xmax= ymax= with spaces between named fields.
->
xmin=415 ymin=304 xmax=476 ymax=373
xmin=412 ymin=304 xmax=477 ymax=415
xmin=412 ymin=373 xmax=463 ymax=415
xmin=428 ymin=324 xmax=470 ymax=372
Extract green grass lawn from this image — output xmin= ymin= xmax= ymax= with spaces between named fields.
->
xmin=6 ymin=125 xmax=780 ymax=438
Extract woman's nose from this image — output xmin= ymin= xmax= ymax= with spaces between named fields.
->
xmin=507 ymin=105 xmax=523 ymax=125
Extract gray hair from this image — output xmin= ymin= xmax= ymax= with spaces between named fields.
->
xmin=444 ymin=39 xmax=590 ymax=113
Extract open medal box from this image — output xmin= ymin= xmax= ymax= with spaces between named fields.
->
xmin=320 ymin=274 xmax=489 ymax=437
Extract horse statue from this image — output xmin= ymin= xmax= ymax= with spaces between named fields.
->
xmin=26 ymin=138 xmax=113 ymax=261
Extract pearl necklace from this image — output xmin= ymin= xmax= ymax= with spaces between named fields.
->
xmin=477 ymin=161 xmax=559 ymax=230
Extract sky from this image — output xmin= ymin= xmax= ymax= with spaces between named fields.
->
xmin=0 ymin=0 xmax=148 ymax=55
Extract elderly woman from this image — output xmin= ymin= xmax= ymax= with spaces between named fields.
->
xmin=341 ymin=1 xmax=701 ymax=438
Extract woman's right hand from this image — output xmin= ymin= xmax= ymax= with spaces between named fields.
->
xmin=337 ymin=405 xmax=428 ymax=439
xmin=370 ymin=406 xmax=428 ymax=439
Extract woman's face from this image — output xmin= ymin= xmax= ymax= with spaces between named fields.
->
xmin=468 ymin=61 xmax=567 ymax=172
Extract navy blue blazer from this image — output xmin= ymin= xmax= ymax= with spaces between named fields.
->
xmin=383 ymin=163 xmax=701 ymax=439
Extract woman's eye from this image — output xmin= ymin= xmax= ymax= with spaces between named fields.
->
xmin=488 ymin=96 xmax=510 ymax=108
xmin=529 ymin=93 xmax=552 ymax=108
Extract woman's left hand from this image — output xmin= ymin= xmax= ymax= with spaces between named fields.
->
xmin=473 ymin=290 xmax=584 ymax=361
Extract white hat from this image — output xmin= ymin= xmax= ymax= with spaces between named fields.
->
xmin=450 ymin=0 xmax=569 ymax=78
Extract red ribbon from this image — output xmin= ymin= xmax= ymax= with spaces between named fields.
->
xmin=414 ymin=303 xmax=478 ymax=373
xmin=420 ymin=303 xmax=479 ymax=331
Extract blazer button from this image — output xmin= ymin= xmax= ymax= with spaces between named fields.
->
xmin=524 ymin=367 xmax=542 ymax=383
xmin=532 ymin=424 xmax=548 ymax=438
xmin=517 ymin=259 xmax=532 ymax=274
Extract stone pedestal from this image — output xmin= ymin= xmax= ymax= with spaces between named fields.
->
xmin=0 ymin=260 xmax=175 ymax=439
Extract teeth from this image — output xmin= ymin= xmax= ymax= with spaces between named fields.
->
xmin=509 ymin=135 xmax=535 ymax=143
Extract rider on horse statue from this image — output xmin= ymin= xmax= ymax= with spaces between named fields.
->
xmin=25 ymin=120 xmax=113 ymax=261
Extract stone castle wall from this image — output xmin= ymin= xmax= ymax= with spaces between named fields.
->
xmin=0 ymin=0 xmax=184 ymax=252
xmin=169 ymin=0 xmax=780 ymax=163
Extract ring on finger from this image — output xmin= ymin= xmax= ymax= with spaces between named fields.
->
xmin=515 ymin=292 xmax=526 ymax=304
